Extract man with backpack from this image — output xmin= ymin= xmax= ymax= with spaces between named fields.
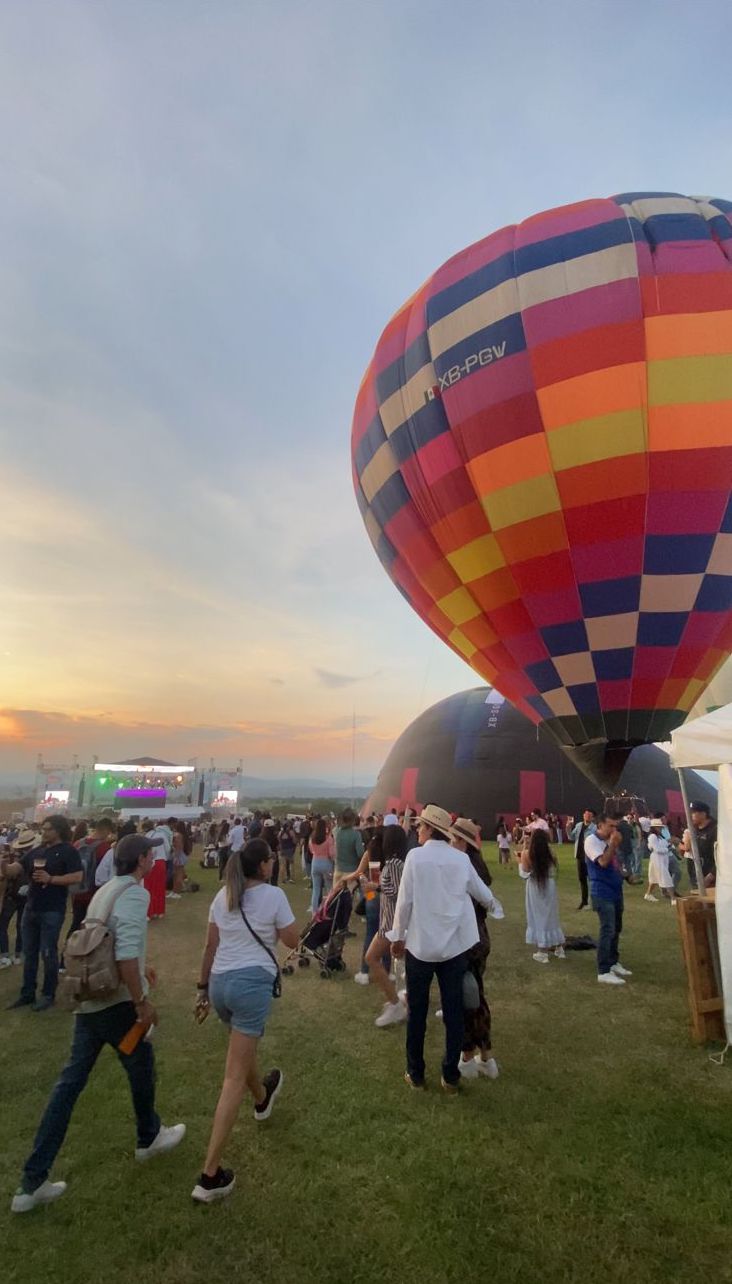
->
xmin=64 ymin=818 xmax=115 ymax=952
xmin=11 ymin=831 xmax=186 ymax=1214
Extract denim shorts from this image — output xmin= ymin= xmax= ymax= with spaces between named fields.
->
xmin=210 ymin=966 xmax=275 ymax=1037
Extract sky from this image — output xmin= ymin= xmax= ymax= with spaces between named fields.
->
xmin=2 ymin=0 xmax=732 ymax=784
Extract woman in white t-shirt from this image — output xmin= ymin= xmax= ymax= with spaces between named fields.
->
xmin=192 ymin=839 xmax=298 ymax=1204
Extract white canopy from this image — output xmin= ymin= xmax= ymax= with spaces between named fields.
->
xmin=671 ymin=702 xmax=732 ymax=1048
xmin=671 ymin=702 xmax=732 ymax=770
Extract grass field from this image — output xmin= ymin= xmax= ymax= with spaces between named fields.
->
xmin=3 ymin=845 xmax=732 ymax=1284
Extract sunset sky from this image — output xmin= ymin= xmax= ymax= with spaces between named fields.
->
xmin=2 ymin=1 xmax=731 ymax=784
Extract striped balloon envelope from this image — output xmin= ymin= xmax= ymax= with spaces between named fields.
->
xmin=351 ymin=193 xmax=732 ymax=787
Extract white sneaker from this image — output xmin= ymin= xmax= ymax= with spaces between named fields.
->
xmin=476 ymin=1057 xmax=500 ymax=1080
xmin=374 ymin=1000 xmax=407 ymax=1028
xmin=581 ymin=904 xmax=592 ymax=911
xmin=532 ymin=951 xmax=549 ymax=964
xmin=597 ymin=972 xmax=625 ymax=986
xmin=12 ymin=956 xmax=22 ymax=965
xmin=611 ymin=963 xmax=633 ymax=977
xmin=135 ymin=1123 xmax=186 ymax=1162
xmin=644 ymin=894 xmax=658 ymax=902
xmin=458 ymin=1056 xmax=479 ymax=1079
xmin=166 ymin=892 xmax=182 ymax=901
xmin=554 ymin=946 xmax=566 ymax=959
xmin=353 ymin=972 xmax=369 ymax=986
xmin=11 ymin=1180 xmax=67 ymax=1213
xmin=0 ymin=956 xmax=12 ymax=969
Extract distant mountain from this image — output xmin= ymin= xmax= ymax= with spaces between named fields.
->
xmin=237 ymin=777 xmax=373 ymax=798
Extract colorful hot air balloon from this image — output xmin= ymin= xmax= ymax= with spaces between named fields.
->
xmin=352 ymin=193 xmax=732 ymax=788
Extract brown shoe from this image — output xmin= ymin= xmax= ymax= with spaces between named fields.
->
xmin=404 ymin=1072 xmax=425 ymax=1090
xmin=440 ymin=1076 xmax=460 ymax=1096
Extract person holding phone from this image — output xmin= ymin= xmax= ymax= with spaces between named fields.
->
xmin=584 ymin=816 xmax=632 ymax=987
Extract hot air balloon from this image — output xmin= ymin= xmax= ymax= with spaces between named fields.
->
xmin=352 ymin=193 xmax=732 ymax=789
xmin=363 ymin=686 xmax=717 ymax=834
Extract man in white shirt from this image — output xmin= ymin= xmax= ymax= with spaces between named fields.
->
xmin=229 ymin=818 xmax=245 ymax=855
xmin=388 ymin=804 xmax=502 ymax=1093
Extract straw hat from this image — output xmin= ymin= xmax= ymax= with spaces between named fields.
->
xmin=13 ymin=828 xmax=42 ymax=851
xmin=449 ymin=816 xmax=482 ymax=848
xmin=650 ymin=818 xmax=665 ymax=830
xmin=417 ymin=804 xmax=453 ymax=837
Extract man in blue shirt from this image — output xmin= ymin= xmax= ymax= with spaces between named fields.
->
xmin=584 ymin=815 xmax=632 ymax=987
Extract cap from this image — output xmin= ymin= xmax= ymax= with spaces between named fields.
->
xmin=115 ymin=833 xmax=164 ymax=864
xmin=417 ymin=804 xmax=453 ymax=837
xmin=383 ymin=814 xmax=399 ymax=827
xmin=690 ymin=801 xmax=711 ymax=815
xmin=449 ymin=816 xmax=482 ymax=847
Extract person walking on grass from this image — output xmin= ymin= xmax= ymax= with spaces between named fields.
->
xmin=518 ymin=829 xmax=566 ymax=963
xmin=10 ymin=832 xmax=185 ymax=1214
xmin=361 ymin=823 xmax=408 ymax=1026
xmin=388 ymin=804 xmax=503 ymax=1095
xmin=192 ymin=838 xmax=299 ymax=1204
xmin=584 ymin=815 xmax=632 ymax=987
xmin=449 ymin=818 xmax=500 ymax=1082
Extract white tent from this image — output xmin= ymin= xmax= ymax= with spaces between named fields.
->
xmin=671 ymin=703 xmax=732 ymax=1045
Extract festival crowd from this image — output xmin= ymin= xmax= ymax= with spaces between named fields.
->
xmin=0 ymin=796 xmax=718 ymax=1210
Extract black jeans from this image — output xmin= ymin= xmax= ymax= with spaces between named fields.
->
xmin=22 ymin=1000 xmax=160 ymax=1193
xmin=592 ymin=896 xmax=623 ymax=974
xmin=405 ymin=950 xmax=467 ymax=1085
xmin=0 ymin=892 xmax=25 ymax=956
xmin=576 ymin=856 xmax=588 ymax=906
xmin=21 ymin=907 xmax=65 ymax=1001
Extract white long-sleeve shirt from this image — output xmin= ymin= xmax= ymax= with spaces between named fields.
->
xmin=387 ymin=839 xmax=503 ymax=962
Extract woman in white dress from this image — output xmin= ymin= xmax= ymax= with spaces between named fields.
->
xmin=519 ymin=829 xmax=565 ymax=963
xmin=645 ymin=818 xmax=676 ymax=904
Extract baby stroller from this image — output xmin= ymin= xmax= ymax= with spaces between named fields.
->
xmin=282 ymin=884 xmax=353 ymax=980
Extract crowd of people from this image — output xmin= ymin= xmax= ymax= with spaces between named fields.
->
xmin=0 ymin=794 xmax=718 ymax=1211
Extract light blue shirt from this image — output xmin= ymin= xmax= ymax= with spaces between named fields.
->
xmin=78 ymin=875 xmax=150 ymax=1013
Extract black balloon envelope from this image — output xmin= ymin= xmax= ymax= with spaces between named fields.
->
xmin=364 ymin=687 xmax=716 ymax=833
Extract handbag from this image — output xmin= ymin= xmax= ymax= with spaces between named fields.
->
xmin=239 ymin=905 xmax=282 ymax=998
xmin=352 ymin=885 xmax=366 ymax=917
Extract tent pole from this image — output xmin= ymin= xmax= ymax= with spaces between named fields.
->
xmin=677 ymin=768 xmax=708 ymax=896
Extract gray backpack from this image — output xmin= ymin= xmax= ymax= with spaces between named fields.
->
xmin=59 ymin=883 xmax=131 ymax=1009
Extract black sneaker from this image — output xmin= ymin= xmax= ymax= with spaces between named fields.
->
xmin=191 ymin=1168 xmax=236 ymax=1204
xmin=32 ymin=997 xmax=54 ymax=1012
xmin=6 ymin=996 xmax=33 ymax=1010
xmin=253 ymin=1069 xmax=283 ymax=1121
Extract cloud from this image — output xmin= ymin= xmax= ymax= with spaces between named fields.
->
xmin=314 ymin=668 xmax=361 ymax=689
xmin=0 ymin=706 xmax=397 ymax=784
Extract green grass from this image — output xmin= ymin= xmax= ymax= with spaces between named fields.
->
xmin=3 ymin=847 xmax=732 ymax=1284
